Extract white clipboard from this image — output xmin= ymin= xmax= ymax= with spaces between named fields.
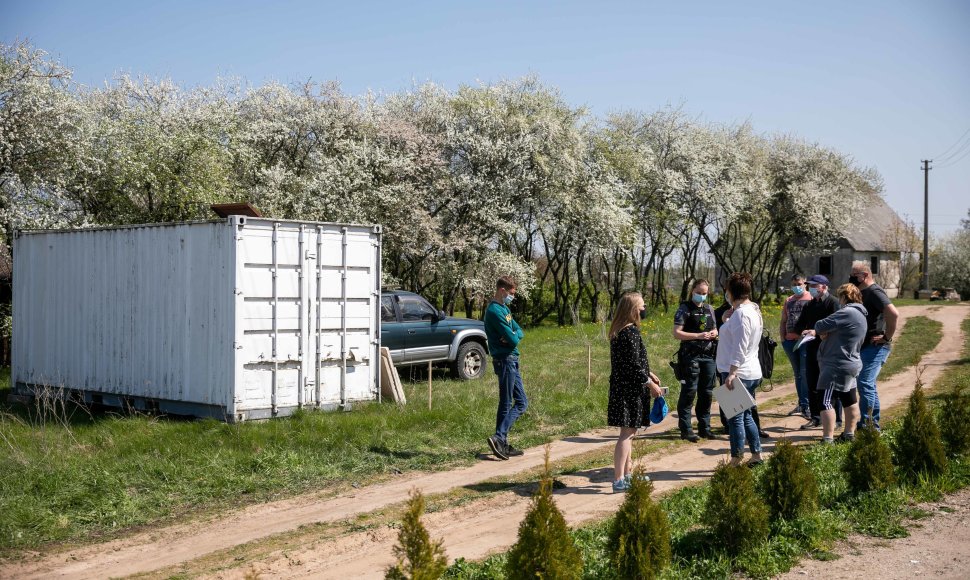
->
xmin=714 ymin=376 xmax=756 ymax=420
xmin=793 ymin=334 xmax=815 ymax=351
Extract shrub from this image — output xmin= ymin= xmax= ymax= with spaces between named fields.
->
xmin=892 ymin=381 xmax=948 ymax=479
xmin=386 ymin=489 xmax=448 ymax=580
xmin=842 ymin=421 xmax=896 ymax=493
xmin=506 ymin=447 xmax=583 ymax=580
xmin=607 ymin=466 xmax=671 ymax=579
xmin=939 ymin=385 xmax=970 ymax=457
xmin=758 ymin=439 xmax=818 ymax=520
xmin=703 ymin=462 xmax=770 ymax=555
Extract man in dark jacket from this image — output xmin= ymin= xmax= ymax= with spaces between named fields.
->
xmin=794 ymin=275 xmax=841 ymax=429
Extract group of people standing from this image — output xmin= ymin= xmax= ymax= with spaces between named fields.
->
xmin=480 ymin=264 xmax=897 ymax=493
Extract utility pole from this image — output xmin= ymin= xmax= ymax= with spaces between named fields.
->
xmin=921 ymin=159 xmax=932 ymax=292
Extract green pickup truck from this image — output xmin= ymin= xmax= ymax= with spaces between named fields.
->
xmin=380 ymin=290 xmax=489 ymax=380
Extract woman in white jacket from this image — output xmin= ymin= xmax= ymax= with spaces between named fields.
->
xmin=716 ymin=272 xmax=764 ymax=467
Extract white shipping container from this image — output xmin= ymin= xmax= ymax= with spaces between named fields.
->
xmin=12 ymin=216 xmax=382 ymax=421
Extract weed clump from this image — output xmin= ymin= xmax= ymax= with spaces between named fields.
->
xmin=939 ymin=385 xmax=970 ymax=457
xmin=892 ymin=382 xmax=948 ymax=480
xmin=506 ymin=447 xmax=583 ymax=580
xmin=843 ymin=422 xmax=896 ymax=493
xmin=758 ymin=439 xmax=818 ymax=520
xmin=607 ymin=466 xmax=671 ymax=579
xmin=704 ymin=462 xmax=770 ymax=555
xmin=386 ymin=489 xmax=448 ymax=580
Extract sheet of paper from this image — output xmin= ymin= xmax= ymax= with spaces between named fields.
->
xmin=793 ymin=334 xmax=816 ymax=351
xmin=713 ymin=376 xmax=757 ymax=420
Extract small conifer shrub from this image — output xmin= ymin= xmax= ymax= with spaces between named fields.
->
xmin=703 ymin=462 xmax=770 ymax=555
xmin=758 ymin=439 xmax=818 ymax=520
xmin=385 ymin=489 xmax=448 ymax=580
xmin=842 ymin=421 xmax=896 ymax=493
xmin=607 ymin=466 xmax=671 ymax=579
xmin=506 ymin=446 xmax=583 ymax=580
xmin=939 ymin=385 xmax=970 ymax=457
xmin=892 ymin=381 xmax=948 ymax=479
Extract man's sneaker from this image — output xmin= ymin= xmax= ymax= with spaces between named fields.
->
xmin=800 ymin=419 xmax=821 ymax=430
xmin=699 ymin=431 xmax=719 ymax=440
xmin=800 ymin=408 xmax=812 ymax=420
xmin=788 ymin=405 xmax=802 ymax=416
xmin=836 ymin=432 xmax=856 ymax=444
xmin=612 ymin=478 xmax=631 ymax=493
xmin=758 ymin=430 xmax=771 ymax=439
xmin=505 ymin=444 xmax=524 ymax=457
xmin=836 ymin=421 xmax=843 ymax=430
xmin=487 ymin=436 xmax=509 ymax=460
xmin=681 ymin=433 xmax=700 ymax=443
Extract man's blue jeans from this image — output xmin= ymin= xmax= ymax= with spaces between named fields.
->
xmin=782 ymin=339 xmax=810 ymax=412
xmin=857 ymin=344 xmax=891 ymax=429
xmin=494 ymin=355 xmax=528 ymax=444
xmin=720 ymin=373 xmax=762 ymax=458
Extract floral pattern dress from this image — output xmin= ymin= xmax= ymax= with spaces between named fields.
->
xmin=608 ymin=324 xmax=652 ymax=428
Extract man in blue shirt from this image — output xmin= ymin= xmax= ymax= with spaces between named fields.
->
xmin=484 ymin=276 xmax=528 ymax=460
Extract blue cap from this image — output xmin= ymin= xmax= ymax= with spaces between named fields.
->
xmin=650 ymin=396 xmax=669 ymax=424
xmin=807 ymin=274 xmax=830 ymax=286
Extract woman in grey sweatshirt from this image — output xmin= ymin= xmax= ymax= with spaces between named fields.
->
xmin=813 ymin=283 xmax=868 ymax=443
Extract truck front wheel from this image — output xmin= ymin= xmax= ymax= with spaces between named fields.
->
xmin=452 ymin=341 xmax=487 ymax=380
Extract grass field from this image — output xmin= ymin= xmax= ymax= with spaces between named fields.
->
xmin=0 ymin=302 xmax=945 ymax=554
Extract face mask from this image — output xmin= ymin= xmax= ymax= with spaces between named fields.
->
xmin=808 ymin=287 xmax=819 ymax=298
xmin=503 ymin=294 xmax=515 ymax=306
xmin=849 ymin=274 xmax=863 ymax=286
xmin=639 ymin=308 xmax=647 ymax=320
xmin=692 ymin=293 xmax=707 ymax=304
xmin=792 ymin=286 xmax=805 ymax=296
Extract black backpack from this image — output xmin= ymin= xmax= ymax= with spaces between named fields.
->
xmin=758 ymin=330 xmax=777 ymax=388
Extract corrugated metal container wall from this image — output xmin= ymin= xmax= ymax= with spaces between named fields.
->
xmin=12 ymin=217 xmax=381 ymax=421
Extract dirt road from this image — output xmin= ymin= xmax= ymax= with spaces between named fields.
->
xmin=4 ymin=305 xmax=967 ymax=579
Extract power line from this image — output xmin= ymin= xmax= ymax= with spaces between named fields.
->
xmin=933 ymin=127 xmax=970 ymax=161
xmin=935 ymin=144 xmax=970 ymax=168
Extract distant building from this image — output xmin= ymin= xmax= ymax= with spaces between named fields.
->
xmin=785 ymin=195 xmax=905 ymax=298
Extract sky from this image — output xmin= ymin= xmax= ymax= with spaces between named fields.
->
xmin=3 ymin=0 xmax=969 ymax=237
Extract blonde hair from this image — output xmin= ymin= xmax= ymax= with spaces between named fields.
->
xmin=837 ymin=283 xmax=863 ymax=304
xmin=609 ymin=291 xmax=643 ymax=340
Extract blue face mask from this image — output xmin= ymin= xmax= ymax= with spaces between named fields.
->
xmin=692 ymin=293 xmax=707 ymax=304
xmin=503 ymin=294 xmax=515 ymax=306
xmin=808 ymin=287 xmax=819 ymax=298
xmin=639 ymin=308 xmax=647 ymax=320
xmin=792 ymin=286 xmax=805 ymax=296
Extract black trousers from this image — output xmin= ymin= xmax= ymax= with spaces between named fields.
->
xmin=677 ymin=353 xmax=717 ymax=436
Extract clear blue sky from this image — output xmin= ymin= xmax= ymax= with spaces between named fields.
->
xmin=4 ymin=0 xmax=969 ymax=236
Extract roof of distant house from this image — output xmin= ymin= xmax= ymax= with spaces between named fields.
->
xmin=840 ymin=194 xmax=906 ymax=253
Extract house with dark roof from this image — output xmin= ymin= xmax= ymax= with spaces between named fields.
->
xmin=786 ymin=194 xmax=906 ymax=297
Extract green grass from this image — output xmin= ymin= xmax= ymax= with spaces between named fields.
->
xmin=443 ymin=309 xmax=970 ymax=580
xmin=0 ymin=302 xmax=781 ymax=554
xmin=879 ymin=316 xmax=943 ymax=379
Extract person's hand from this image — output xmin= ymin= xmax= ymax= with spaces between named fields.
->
xmin=649 ymin=371 xmax=661 ymax=384
xmin=647 ymin=381 xmax=663 ymax=399
xmin=801 ymin=329 xmax=816 ymax=337
xmin=872 ymin=334 xmax=891 ymax=345
xmin=725 ymin=373 xmax=737 ymax=390
xmin=723 ymin=307 xmax=735 ymax=320
xmin=701 ymin=329 xmax=717 ymax=340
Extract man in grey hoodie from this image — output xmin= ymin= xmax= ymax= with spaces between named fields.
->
xmin=813 ymin=283 xmax=868 ymax=444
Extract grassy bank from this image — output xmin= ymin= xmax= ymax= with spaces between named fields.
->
xmin=445 ymin=311 xmax=970 ymax=580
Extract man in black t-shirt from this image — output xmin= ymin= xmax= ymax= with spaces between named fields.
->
xmin=850 ymin=263 xmax=899 ymax=430
xmin=794 ymin=275 xmax=841 ymax=429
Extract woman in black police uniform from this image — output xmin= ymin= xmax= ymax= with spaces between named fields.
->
xmin=672 ymin=279 xmax=718 ymax=442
